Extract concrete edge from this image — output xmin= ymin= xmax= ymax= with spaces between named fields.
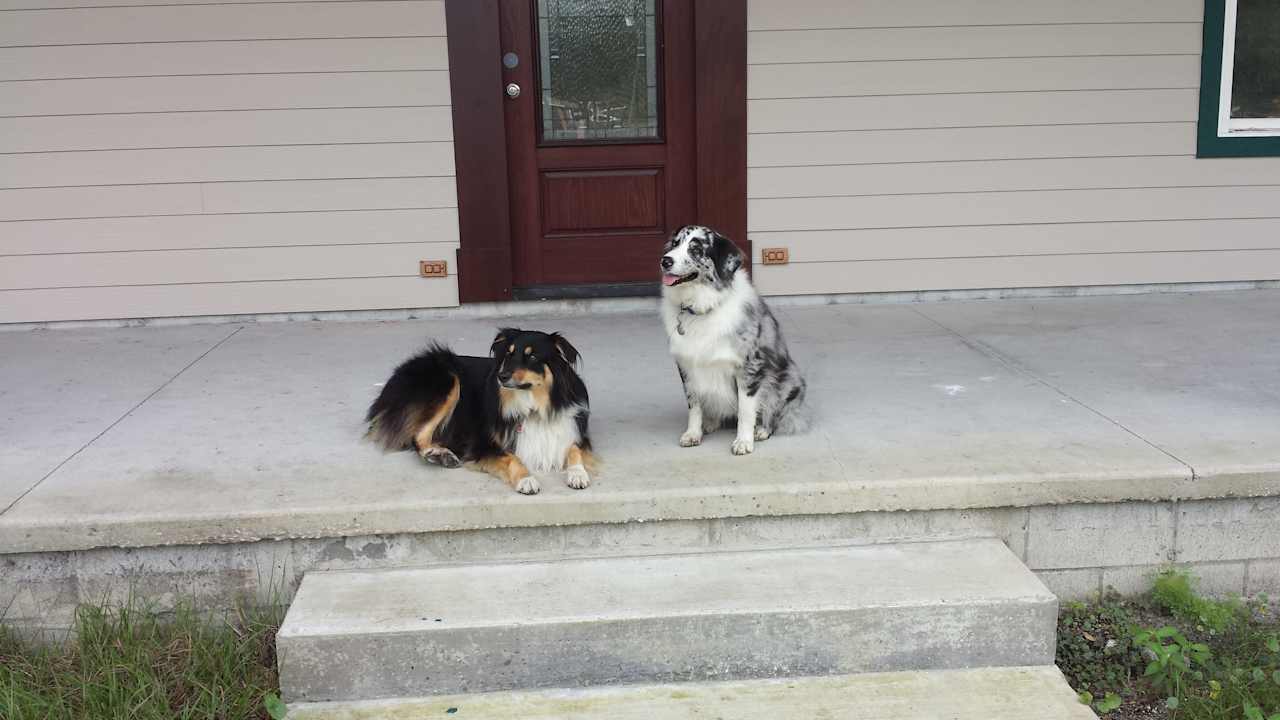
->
xmin=10 ymin=463 xmax=1280 ymax=555
xmin=276 ymin=538 xmax=1056 ymax=639
xmin=4 ymin=280 xmax=1275 ymax=332
xmin=283 ymin=666 xmax=1096 ymax=719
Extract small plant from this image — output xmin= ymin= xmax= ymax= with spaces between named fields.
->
xmin=1243 ymin=703 xmax=1280 ymax=720
xmin=1057 ymin=595 xmax=1146 ymax=698
xmin=1058 ymin=572 xmax=1280 ymax=720
xmin=1133 ymin=625 xmax=1212 ymax=704
xmin=1079 ymin=690 xmax=1123 ymax=714
xmin=264 ymin=692 xmax=289 ymax=719
xmin=1152 ymin=570 xmax=1241 ymax=633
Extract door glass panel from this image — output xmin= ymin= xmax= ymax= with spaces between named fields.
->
xmin=537 ymin=0 xmax=660 ymax=142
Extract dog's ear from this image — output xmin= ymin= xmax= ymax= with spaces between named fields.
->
xmin=550 ymin=333 xmax=581 ymax=366
xmin=491 ymin=327 xmax=519 ymax=356
xmin=708 ymin=230 xmax=744 ymax=281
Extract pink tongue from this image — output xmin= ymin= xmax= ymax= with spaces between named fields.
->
xmin=662 ymin=274 xmax=681 ymax=286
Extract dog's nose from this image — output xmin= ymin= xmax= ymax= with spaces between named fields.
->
xmin=660 ymin=256 xmax=674 ymax=270
xmin=498 ymin=370 xmax=513 ymax=383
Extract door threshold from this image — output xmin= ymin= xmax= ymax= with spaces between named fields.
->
xmin=514 ymin=282 xmax=659 ymax=301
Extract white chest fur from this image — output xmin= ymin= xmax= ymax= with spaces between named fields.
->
xmin=662 ymin=276 xmax=753 ymax=369
xmin=662 ymin=276 xmax=757 ymax=421
xmin=512 ymin=407 xmax=582 ymax=474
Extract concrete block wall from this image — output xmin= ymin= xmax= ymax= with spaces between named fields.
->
xmin=4 ymin=497 xmax=1279 ymax=633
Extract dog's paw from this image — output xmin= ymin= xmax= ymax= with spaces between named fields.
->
xmin=754 ymin=426 xmax=772 ymax=442
xmin=564 ymin=464 xmax=591 ymax=490
xmin=679 ymin=431 xmax=703 ymax=447
xmin=731 ymin=438 xmax=755 ymax=456
xmin=514 ymin=475 xmax=542 ymax=495
xmin=421 ymin=446 xmax=462 ymax=469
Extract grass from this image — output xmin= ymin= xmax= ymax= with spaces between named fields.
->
xmin=1058 ymin=570 xmax=1280 ymax=720
xmin=0 ymin=601 xmax=287 ymax=720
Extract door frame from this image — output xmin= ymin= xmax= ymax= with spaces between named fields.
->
xmin=446 ymin=0 xmax=747 ymax=303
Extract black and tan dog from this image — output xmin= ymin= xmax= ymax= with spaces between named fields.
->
xmin=366 ymin=329 xmax=593 ymax=495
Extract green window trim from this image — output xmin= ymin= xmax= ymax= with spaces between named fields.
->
xmin=1198 ymin=0 xmax=1280 ymax=157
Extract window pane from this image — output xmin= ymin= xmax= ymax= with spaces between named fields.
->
xmin=1231 ymin=0 xmax=1280 ymax=119
xmin=537 ymin=0 xmax=660 ymax=142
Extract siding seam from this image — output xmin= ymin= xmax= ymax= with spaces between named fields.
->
xmin=747 ymin=22 xmax=1203 ymax=33
xmin=1 ymin=104 xmax=452 ymax=118
xmin=748 ymin=52 xmax=1199 ymax=66
xmin=3 ymin=0 xmax=436 ymax=9
xmin=0 ymin=207 xmax=462 ymax=221
xmin=751 ymin=89 xmax=1199 ymax=100
xmin=750 ymin=121 xmax=1194 ymax=135
xmin=748 ymin=183 xmax=1280 ymax=200
xmin=3 ymin=240 xmax=462 ymax=257
xmin=1 ymin=175 xmax=458 ymax=189
xmin=748 ymin=216 xmax=1280 ymax=232
xmin=764 ymin=248 xmax=1280 ymax=265
xmin=3 ymin=140 xmax=453 ymax=155
xmin=0 ymin=274 xmax=454 ymax=291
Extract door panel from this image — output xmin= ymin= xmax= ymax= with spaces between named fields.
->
xmin=501 ymin=0 xmax=695 ymax=291
xmin=541 ymin=169 xmax=663 ymax=235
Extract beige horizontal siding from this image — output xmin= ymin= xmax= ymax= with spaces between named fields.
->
xmin=749 ymin=156 xmax=1280 ymax=198
xmin=2 ymin=144 xmax=456 ymax=188
xmin=751 ymin=187 xmax=1280 ymax=232
xmin=750 ymin=123 xmax=1193 ymax=167
xmin=0 ymin=0 xmax=365 ymax=8
xmin=0 ymin=37 xmax=449 ymax=81
xmin=0 ymin=178 xmax=459 ymax=222
xmin=753 ymin=219 xmax=1280 ymax=263
xmin=748 ymin=0 xmax=1203 ymax=30
xmin=749 ymin=23 xmax=1201 ymax=64
xmin=1 ymin=72 xmax=449 ymax=116
xmin=0 ymin=1 xmax=444 ymax=46
xmin=1 ymin=0 xmax=458 ymax=322
xmin=746 ymin=0 xmax=1280 ymax=295
xmin=0 ymin=243 xmax=455 ymax=290
xmin=749 ymin=90 xmax=1198 ymax=134
xmin=1 ymin=108 xmax=453 ymax=153
xmin=1 ymin=209 xmax=460 ymax=255
xmin=754 ymin=250 xmax=1280 ymax=296
xmin=0 ymin=277 xmax=459 ymax=324
xmin=749 ymin=56 xmax=1198 ymax=99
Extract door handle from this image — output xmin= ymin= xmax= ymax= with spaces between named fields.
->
xmin=505 ymin=83 xmax=521 ymax=99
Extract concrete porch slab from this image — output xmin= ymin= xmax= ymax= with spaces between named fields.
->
xmin=1 ymin=290 xmax=1277 ymax=555
xmin=0 ymin=325 xmax=237 ymax=512
xmin=918 ymin=291 xmax=1280 ymax=495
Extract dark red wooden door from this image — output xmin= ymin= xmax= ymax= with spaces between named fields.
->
xmin=499 ymin=0 xmax=696 ymax=293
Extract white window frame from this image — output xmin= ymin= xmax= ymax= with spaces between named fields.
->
xmin=1218 ymin=0 xmax=1280 ymax=138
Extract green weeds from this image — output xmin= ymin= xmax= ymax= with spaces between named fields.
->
xmin=1 ymin=601 xmax=285 ymax=720
xmin=1059 ymin=569 xmax=1280 ymax=720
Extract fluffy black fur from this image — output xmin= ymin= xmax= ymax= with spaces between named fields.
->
xmin=365 ymin=328 xmax=592 ymax=494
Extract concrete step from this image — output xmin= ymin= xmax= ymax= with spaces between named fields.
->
xmin=276 ymin=538 xmax=1057 ymax=702
xmin=285 ymin=666 xmax=1097 ymax=720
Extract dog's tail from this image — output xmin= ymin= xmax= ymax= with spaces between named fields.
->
xmin=773 ymin=379 xmax=811 ymax=436
xmin=365 ymin=343 xmax=461 ymax=451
